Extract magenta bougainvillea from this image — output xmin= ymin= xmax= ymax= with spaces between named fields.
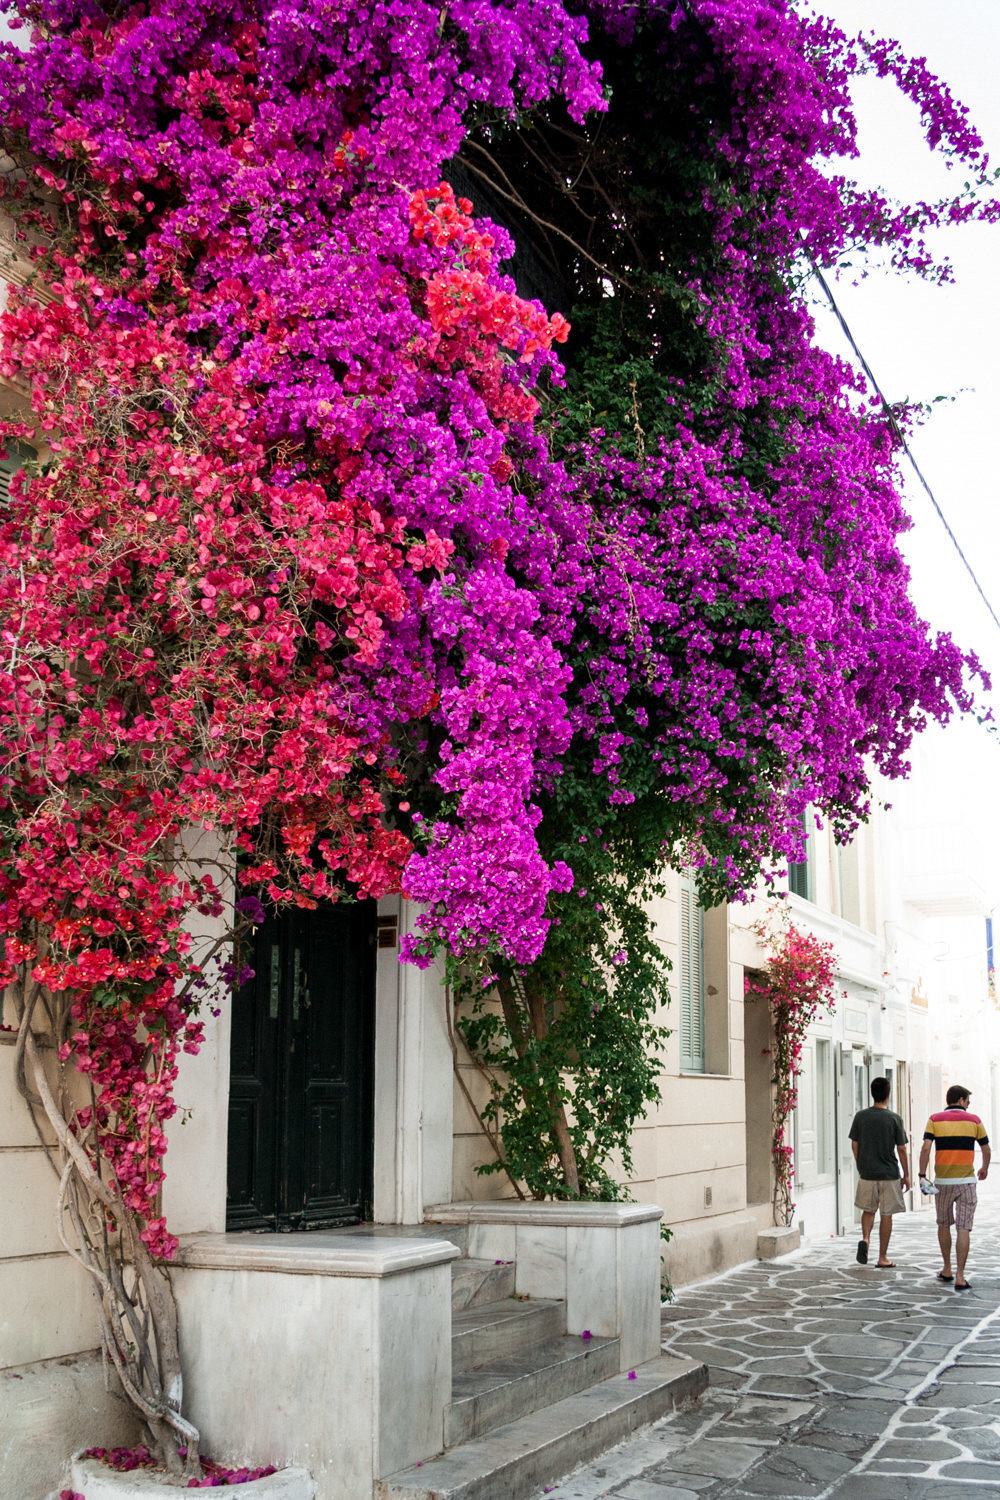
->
xmin=0 ymin=0 xmax=995 ymax=1463
xmin=84 ymin=1442 xmax=278 ymax=1486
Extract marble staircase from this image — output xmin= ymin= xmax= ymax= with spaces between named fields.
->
xmin=378 ymin=1226 xmax=706 ymax=1500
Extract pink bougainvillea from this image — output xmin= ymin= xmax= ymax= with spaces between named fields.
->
xmin=747 ymin=915 xmax=838 ymax=1226
xmin=84 ymin=1443 xmax=278 ymax=1486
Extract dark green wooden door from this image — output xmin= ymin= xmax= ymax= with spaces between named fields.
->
xmin=226 ymin=901 xmax=376 ymax=1231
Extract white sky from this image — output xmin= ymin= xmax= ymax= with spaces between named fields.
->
xmin=813 ymin=0 xmax=1000 ymax=855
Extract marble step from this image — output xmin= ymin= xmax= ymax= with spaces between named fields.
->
xmin=378 ymin=1354 xmax=708 ymax=1500
xmin=451 ymin=1258 xmax=515 ymax=1312
xmin=451 ymin=1297 xmax=566 ymax=1374
xmin=447 ymin=1334 xmax=619 ymax=1446
xmin=338 ymin=1222 xmax=469 ymax=1254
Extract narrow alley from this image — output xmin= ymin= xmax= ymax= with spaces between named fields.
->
xmin=547 ymin=1197 xmax=1000 ymax=1498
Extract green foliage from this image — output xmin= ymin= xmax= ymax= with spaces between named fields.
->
xmin=451 ymin=18 xmax=735 ymax=1198
xmin=452 ymin=763 xmax=672 ymax=1199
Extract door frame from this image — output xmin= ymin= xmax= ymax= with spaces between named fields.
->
xmin=225 ymin=899 xmax=378 ymax=1232
xmin=372 ymin=897 xmax=454 ymax=1222
xmin=169 ymin=892 xmax=456 ymax=1236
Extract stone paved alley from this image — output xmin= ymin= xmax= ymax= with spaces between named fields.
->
xmin=545 ymin=1196 xmax=1000 ymax=1498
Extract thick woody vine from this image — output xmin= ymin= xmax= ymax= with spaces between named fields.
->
xmin=747 ymin=914 xmax=838 ymax=1227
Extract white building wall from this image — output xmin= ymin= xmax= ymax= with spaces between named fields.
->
xmin=787 ymin=721 xmax=1000 ymax=1247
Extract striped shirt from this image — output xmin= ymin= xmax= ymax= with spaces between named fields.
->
xmin=923 ymin=1109 xmax=989 ymax=1184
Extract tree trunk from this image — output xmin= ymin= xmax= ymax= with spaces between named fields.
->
xmin=524 ymin=984 xmax=581 ymax=1196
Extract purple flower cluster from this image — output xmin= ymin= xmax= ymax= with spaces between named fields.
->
xmin=0 ymin=0 xmax=988 ymax=965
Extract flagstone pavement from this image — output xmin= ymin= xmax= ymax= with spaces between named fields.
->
xmin=544 ymin=1195 xmax=1000 ymax=1498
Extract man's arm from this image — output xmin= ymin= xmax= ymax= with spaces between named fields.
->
xmin=898 ymin=1143 xmax=910 ymax=1190
xmin=918 ymin=1139 xmax=932 ymax=1177
xmin=852 ymin=1140 xmax=859 ymax=1163
xmin=979 ymin=1142 xmax=991 ymax=1181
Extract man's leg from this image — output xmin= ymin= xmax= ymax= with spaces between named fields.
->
xmin=861 ymin=1209 xmax=875 ymax=1249
xmin=955 ymin=1228 xmax=971 ymax=1287
xmin=954 ymin=1186 xmax=977 ymax=1288
xmin=938 ymin=1223 xmax=954 ymax=1275
xmin=877 ymin=1212 xmax=893 ymax=1265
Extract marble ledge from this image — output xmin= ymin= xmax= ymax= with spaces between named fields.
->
xmin=174 ymin=1230 xmax=460 ymax=1278
xmin=426 ymin=1201 xmax=662 ymax=1229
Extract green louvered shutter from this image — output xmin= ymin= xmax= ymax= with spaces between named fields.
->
xmin=679 ymin=876 xmax=705 ymax=1072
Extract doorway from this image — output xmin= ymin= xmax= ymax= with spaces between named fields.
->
xmin=226 ymin=900 xmax=376 ymax=1231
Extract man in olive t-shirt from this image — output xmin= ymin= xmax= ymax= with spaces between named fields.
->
xmin=848 ymin=1075 xmax=910 ymax=1267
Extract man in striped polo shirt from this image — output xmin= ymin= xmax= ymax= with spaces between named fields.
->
xmin=919 ymin=1084 xmax=991 ymax=1291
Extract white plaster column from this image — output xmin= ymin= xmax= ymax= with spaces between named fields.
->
xmin=162 ymin=827 xmax=234 ymax=1235
xmin=373 ymin=897 xmax=453 ymax=1223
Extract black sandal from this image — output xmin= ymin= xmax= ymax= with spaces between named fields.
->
xmin=856 ymin=1239 xmax=868 ymax=1264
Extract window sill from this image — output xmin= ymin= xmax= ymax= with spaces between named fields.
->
xmin=678 ymin=1070 xmax=736 ymax=1080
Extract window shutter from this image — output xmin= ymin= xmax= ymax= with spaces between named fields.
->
xmin=788 ymin=810 xmax=813 ymax=901
xmin=679 ymin=876 xmax=705 ymax=1072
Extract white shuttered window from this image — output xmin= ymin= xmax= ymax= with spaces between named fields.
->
xmin=679 ymin=876 xmax=705 ymax=1073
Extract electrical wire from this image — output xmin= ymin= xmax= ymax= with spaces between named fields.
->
xmin=810 ymin=260 xmax=1000 ymax=639
xmin=670 ymin=0 xmax=1000 ymax=639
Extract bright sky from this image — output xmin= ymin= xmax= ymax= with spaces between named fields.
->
xmin=813 ymin=0 xmax=1000 ymax=853
xmin=814 ymin=1 xmax=1000 ymax=679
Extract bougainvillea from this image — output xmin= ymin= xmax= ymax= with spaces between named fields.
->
xmin=84 ymin=1443 xmax=277 ymax=1487
xmin=746 ymin=913 xmax=838 ymax=1226
xmin=0 ymin=275 xmax=425 ymax=1249
xmin=0 ymin=0 xmax=994 ymax=1466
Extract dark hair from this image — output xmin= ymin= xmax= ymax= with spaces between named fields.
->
xmin=946 ymin=1084 xmax=971 ymax=1108
xmin=870 ymin=1077 xmax=891 ymax=1103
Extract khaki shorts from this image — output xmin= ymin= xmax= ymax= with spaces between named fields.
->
xmin=855 ymin=1178 xmax=906 ymax=1215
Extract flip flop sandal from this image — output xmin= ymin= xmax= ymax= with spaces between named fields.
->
xmin=955 ymin=1281 xmax=973 ymax=1291
xmin=856 ymin=1239 xmax=868 ymax=1264
xmin=874 ymin=1261 xmax=896 ymax=1268
xmin=937 ymin=1272 xmax=954 ymax=1282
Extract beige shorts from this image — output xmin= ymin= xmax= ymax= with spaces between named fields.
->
xmin=855 ymin=1178 xmax=906 ymax=1215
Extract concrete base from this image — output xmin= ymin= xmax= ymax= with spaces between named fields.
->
xmin=661 ymin=1213 xmax=760 ymax=1288
xmin=2 ymin=1351 xmax=141 ymax=1500
xmin=171 ymin=1230 xmax=459 ymax=1500
xmin=67 ymin=1454 xmax=315 ymax=1498
xmin=757 ymin=1225 xmax=801 ymax=1259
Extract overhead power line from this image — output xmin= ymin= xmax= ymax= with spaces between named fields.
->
xmin=810 ymin=258 xmax=1000 ymax=642
xmin=667 ymin=0 xmax=1000 ymax=641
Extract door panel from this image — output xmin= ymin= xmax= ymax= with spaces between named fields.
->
xmin=226 ymin=901 xmax=376 ymax=1232
xmin=226 ymin=918 xmax=282 ymax=1229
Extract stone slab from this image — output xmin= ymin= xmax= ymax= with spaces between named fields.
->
xmin=379 ymin=1356 xmax=707 ymax=1500
xmin=176 ymin=1230 xmax=459 ymax=1278
xmin=451 ymin=1298 xmax=565 ymax=1374
xmin=450 ymin=1259 xmax=515 ymax=1311
xmin=427 ymin=1201 xmax=662 ymax=1229
xmin=447 ymin=1335 xmax=619 ymax=1445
